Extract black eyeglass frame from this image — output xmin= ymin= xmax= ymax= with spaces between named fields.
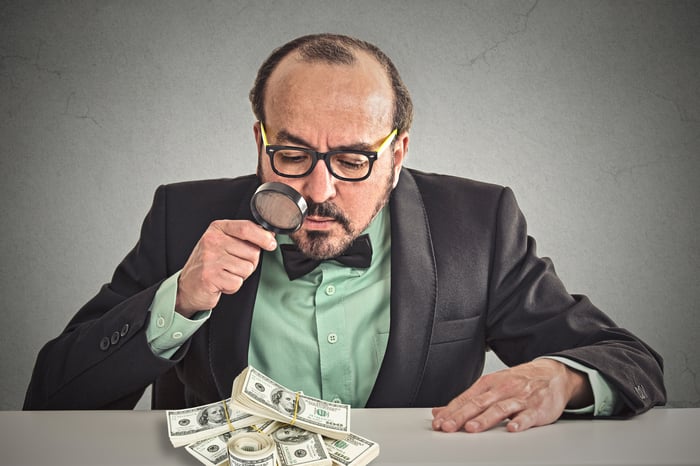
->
xmin=259 ymin=122 xmax=397 ymax=182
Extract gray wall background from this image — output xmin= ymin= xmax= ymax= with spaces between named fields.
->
xmin=1 ymin=0 xmax=698 ymax=411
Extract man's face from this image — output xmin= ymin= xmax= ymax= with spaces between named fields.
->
xmin=255 ymin=51 xmax=408 ymax=259
xmin=207 ymin=405 xmax=225 ymax=423
xmin=273 ymin=425 xmax=308 ymax=442
xmin=279 ymin=391 xmax=295 ymax=413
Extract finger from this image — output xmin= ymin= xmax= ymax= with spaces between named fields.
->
xmin=200 ymin=253 xmax=256 ymax=293
xmin=507 ymin=408 xmax=538 ymax=433
xmin=432 ymin=376 xmax=506 ymax=432
xmin=463 ymin=398 xmax=526 ymax=433
xmin=432 ymin=390 xmax=494 ymax=432
xmin=214 ymin=220 xmax=277 ymax=251
xmin=220 ymin=237 xmax=264 ymax=271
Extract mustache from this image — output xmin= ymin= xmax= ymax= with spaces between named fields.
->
xmin=305 ymin=200 xmax=351 ymax=233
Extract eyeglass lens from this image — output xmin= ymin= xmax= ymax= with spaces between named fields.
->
xmin=272 ymin=150 xmax=370 ymax=179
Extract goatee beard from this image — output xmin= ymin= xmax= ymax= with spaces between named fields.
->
xmin=290 ymin=167 xmax=395 ymax=260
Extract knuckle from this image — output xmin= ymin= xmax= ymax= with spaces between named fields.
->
xmin=454 ymin=392 xmax=473 ymax=407
xmin=494 ymin=401 xmax=511 ymax=416
xmin=200 ymin=231 xmax=220 ymax=249
xmin=470 ymin=396 xmax=488 ymax=411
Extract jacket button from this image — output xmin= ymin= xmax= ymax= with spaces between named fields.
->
xmin=110 ymin=331 xmax=120 ymax=345
xmin=120 ymin=323 xmax=129 ymax=337
xmin=99 ymin=337 xmax=110 ymax=351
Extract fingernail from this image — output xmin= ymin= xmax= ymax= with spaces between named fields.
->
xmin=433 ymin=418 xmax=442 ymax=430
xmin=466 ymin=421 xmax=480 ymax=432
xmin=508 ymin=421 xmax=520 ymax=432
xmin=443 ymin=420 xmax=456 ymax=431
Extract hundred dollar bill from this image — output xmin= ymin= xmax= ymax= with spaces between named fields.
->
xmin=324 ymin=433 xmax=380 ymax=466
xmin=231 ymin=366 xmax=351 ymax=440
xmin=185 ymin=420 xmax=279 ymax=466
xmin=166 ymin=397 xmax=266 ymax=447
xmin=271 ymin=423 xmax=332 ymax=466
xmin=228 ymin=431 xmax=277 ymax=466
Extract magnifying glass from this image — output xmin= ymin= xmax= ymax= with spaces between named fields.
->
xmin=250 ymin=182 xmax=308 ymax=234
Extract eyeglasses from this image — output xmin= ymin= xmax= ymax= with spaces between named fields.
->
xmin=260 ymin=122 xmax=397 ymax=182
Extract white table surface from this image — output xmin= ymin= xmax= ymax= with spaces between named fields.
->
xmin=1 ymin=408 xmax=698 ymax=465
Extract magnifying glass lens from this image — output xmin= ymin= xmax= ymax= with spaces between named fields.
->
xmin=250 ymin=182 xmax=307 ymax=234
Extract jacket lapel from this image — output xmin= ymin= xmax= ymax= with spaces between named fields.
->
xmin=366 ymin=169 xmax=438 ymax=407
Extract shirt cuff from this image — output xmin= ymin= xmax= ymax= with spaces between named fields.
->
xmin=146 ymin=271 xmax=211 ymax=359
xmin=539 ymin=356 xmax=620 ymax=416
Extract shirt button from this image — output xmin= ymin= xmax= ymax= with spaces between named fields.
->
xmin=156 ymin=316 xmax=166 ymax=328
xmin=327 ymin=333 xmax=338 ymax=344
xmin=172 ymin=331 xmax=183 ymax=340
xmin=332 ymin=398 xmax=342 ymax=404
xmin=325 ymin=285 xmax=336 ymax=296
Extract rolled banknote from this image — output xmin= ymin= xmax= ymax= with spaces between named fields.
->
xmin=185 ymin=421 xmax=279 ymax=466
xmin=323 ymin=433 xmax=380 ymax=466
xmin=228 ymin=431 xmax=277 ymax=466
xmin=166 ymin=397 xmax=266 ymax=447
xmin=271 ymin=423 xmax=332 ymax=466
xmin=231 ymin=366 xmax=351 ymax=440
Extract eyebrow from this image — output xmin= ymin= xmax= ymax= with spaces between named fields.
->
xmin=275 ymin=128 xmax=375 ymax=152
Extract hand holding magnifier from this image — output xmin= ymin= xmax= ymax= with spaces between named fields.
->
xmin=250 ymin=182 xmax=307 ymax=234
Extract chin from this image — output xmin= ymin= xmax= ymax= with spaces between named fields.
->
xmin=291 ymin=229 xmax=355 ymax=259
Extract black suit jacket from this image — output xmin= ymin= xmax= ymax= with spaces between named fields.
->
xmin=24 ymin=169 xmax=666 ymax=414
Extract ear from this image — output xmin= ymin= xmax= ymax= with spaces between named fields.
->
xmin=253 ymin=121 xmax=263 ymax=154
xmin=392 ymin=131 xmax=409 ymax=188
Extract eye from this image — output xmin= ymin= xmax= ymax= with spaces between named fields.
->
xmin=333 ymin=153 xmax=369 ymax=171
xmin=276 ymin=150 xmax=311 ymax=164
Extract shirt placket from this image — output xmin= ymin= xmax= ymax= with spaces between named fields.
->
xmin=315 ymin=265 xmax=351 ymax=405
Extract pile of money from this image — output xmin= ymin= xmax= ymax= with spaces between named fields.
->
xmin=165 ymin=366 xmax=379 ymax=466
xmin=230 ymin=366 xmax=351 ymax=440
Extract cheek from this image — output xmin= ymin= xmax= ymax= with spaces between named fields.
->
xmin=336 ymin=183 xmax=387 ymax=223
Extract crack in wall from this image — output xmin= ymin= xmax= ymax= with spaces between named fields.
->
xmin=650 ymin=91 xmax=699 ymax=124
xmin=63 ymin=91 xmax=101 ymax=127
xmin=1 ymin=40 xmax=63 ymax=89
xmin=467 ymin=0 xmax=540 ymax=66
xmin=680 ymin=351 xmax=700 ymax=398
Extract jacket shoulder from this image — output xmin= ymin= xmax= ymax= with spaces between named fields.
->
xmin=158 ymin=175 xmax=257 ymax=202
xmin=406 ymin=168 xmax=506 ymax=210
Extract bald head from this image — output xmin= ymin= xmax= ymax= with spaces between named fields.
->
xmin=249 ymin=33 xmax=413 ymax=134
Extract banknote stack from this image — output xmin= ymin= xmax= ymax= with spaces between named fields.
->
xmin=230 ymin=366 xmax=351 ymax=440
xmin=167 ymin=397 xmax=266 ymax=447
xmin=165 ymin=366 xmax=380 ymax=466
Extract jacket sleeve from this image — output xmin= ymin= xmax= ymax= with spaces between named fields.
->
xmin=23 ymin=185 xmax=188 ymax=410
xmin=485 ymin=187 xmax=666 ymax=416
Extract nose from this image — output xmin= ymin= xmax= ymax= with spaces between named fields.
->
xmin=302 ymin=159 xmax=336 ymax=203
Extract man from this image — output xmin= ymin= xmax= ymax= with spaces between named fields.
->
xmin=271 ymin=389 xmax=298 ymax=416
xmin=24 ymin=33 xmax=665 ymax=433
xmin=197 ymin=404 xmax=227 ymax=427
xmin=272 ymin=425 xmax=312 ymax=445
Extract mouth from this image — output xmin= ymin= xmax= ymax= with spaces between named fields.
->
xmin=303 ymin=216 xmax=337 ymax=230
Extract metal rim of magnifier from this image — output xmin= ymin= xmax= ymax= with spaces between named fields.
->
xmin=250 ymin=182 xmax=308 ymax=234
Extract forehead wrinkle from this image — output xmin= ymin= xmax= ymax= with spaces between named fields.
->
xmin=273 ymin=127 xmax=377 ymax=152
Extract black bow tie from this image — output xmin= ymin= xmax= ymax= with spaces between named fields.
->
xmin=280 ymin=234 xmax=373 ymax=280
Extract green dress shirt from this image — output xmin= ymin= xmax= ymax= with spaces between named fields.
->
xmin=248 ymin=207 xmax=391 ymax=407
